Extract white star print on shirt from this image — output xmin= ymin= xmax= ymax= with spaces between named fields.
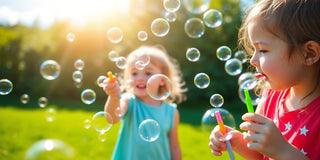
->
xmin=285 ymin=122 xmax=292 ymax=130
xmin=299 ymin=125 xmax=309 ymax=136
xmin=301 ymin=148 xmax=307 ymax=155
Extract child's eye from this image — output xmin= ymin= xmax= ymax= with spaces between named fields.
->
xmin=146 ymin=72 xmax=153 ymax=76
xmin=132 ymin=72 xmax=137 ymax=76
xmin=259 ymin=50 xmax=268 ymax=53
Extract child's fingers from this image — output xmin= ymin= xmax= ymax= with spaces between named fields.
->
xmin=242 ymin=113 xmax=269 ymax=124
xmin=240 ymin=121 xmax=265 ymax=133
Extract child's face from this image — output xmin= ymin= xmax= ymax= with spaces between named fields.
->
xmin=248 ymin=21 xmax=306 ymax=90
xmin=127 ymin=62 xmax=162 ymax=98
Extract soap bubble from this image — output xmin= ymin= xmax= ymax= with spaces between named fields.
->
xmin=203 ymin=9 xmax=223 ymax=28
xmin=40 ymin=60 xmax=61 ymax=80
xmin=216 ymin=46 xmax=232 ymax=61
xmin=163 ymin=0 xmax=181 ymax=12
xmin=74 ymin=59 xmax=84 ymax=70
xmin=108 ymin=50 xmax=119 ymax=62
xmin=81 ymin=89 xmax=96 ymax=105
xmin=66 ymin=33 xmax=75 ymax=42
xmin=225 ymin=58 xmax=243 ymax=76
xmin=238 ymin=87 xmax=261 ymax=106
xmin=201 ymin=108 xmax=236 ymax=132
xmin=238 ymin=72 xmax=257 ymax=90
xmin=138 ymin=119 xmax=160 ymax=142
xmin=162 ymin=11 xmax=177 ymax=22
xmin=194 ymin=73 xmax=210 ymax=89
xmin=135 ymin=54 xmax=150 ymax=70
xmin=147 ymin=74 xmax=172 ymax=100
xmin=97 ymin=75 xmax=107 ymax=88
xmin=151 ymin=18 xmax=170 ymax=37
xmin=24 ymin=139 xmax=76 ymax=160
xmin=107 ymin=27 xmax=123 ymax=44
xmin=186 ymin=47 xmax=200 ymax=62
xmin=184 ymin=18 xmax=205 ymax=39
xmin=92 ymin=111 xmax=113 ymax=133
xmin=98 ymin=132 xmax=108 ymax=142
xmin=72 ymin=70 xmax=83 ymax=83
xmin=20 ymin=94 xmax=30 ymax=104
xmin=210 ymin=94 xmax=224 ymax=108
xmin=0 ymin=79 xmax=13 ymax=95
xmin=45 ymin=108 xmax=56 ymax=122
xmin=234 ymin=50 xmax=248 ymax=64
xmin=84 ymin=119 xmax=91 ymax=129
xmin=137 ymin=31 xmax=148 ymax=41
xmin=38 ymin=97 xmax=48 ymax=108
xmin=183 ymin=0 xmax=211 ymax=14
xmin=115 ymin=56 xmax=127 ymax=69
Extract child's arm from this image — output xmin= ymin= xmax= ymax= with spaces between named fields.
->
xmin=103 ymin=78 xmax=128 ymax=124
xmin=240 ymin=113 xmax=309 ymax=160
xmin=169 ymin=109 xmax=182 ymax=160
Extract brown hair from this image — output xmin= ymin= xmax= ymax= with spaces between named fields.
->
xmin=123 ymin=45 xmax=187 ymax=104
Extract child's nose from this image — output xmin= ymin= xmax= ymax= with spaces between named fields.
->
xmin=250 ymin=52 xmax=259 ymax=67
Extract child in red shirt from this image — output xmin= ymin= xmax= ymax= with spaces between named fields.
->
xmin=209 ymin=0 xmax=320 ymax=159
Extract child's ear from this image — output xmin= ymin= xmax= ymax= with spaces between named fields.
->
xmin=303 ymin=40 xmax=320 ymax=66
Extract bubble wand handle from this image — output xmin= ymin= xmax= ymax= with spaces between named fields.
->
xmin=214 ymin=111 xmax=235 ymax=160
xmin=244 ymin=89 xmax=254 ymax=113
xmin=107 ymin=71 xmax=121 ymax=99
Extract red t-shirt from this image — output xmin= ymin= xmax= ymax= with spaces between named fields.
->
xmin=262 ymin=89 xmax=320 ymax=160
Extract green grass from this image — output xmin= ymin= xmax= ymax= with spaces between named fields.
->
xmin=0 ymin=105 xmax=245 ymax=160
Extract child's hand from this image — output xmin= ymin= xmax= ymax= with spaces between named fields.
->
xmin=103 ymin=80 xmax=121 ymax=98
xmin=240 ymin=113 xmax=291 ymax=159
xmin=209 ymin=125 xmax=241 ymax=156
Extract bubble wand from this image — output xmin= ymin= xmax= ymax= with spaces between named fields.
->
xmin=107 ymin=71 xmax=121 ymax=99
xmin=244 ymin=89 xmax=254 ymax=113
xmin=214 ymin=110 xmax=235 ymax=160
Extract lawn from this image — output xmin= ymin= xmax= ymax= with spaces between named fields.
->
xmin=0 ymin=99 xmax=245 ymax=160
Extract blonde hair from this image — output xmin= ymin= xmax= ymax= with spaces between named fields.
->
xmin=123 ymin=45 xmax=187 ymax=104
xmin=238 ymin=0 xmax=320 ymax=94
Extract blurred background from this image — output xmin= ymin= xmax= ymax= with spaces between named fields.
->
xmin=0 ymin=0 xmax=256 ymax=159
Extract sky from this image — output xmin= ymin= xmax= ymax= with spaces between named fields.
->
xmin=0 ymin=0 xmax=130 ymax=29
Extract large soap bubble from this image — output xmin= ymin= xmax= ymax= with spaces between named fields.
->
xmin=0 ymin=79 xmax=13 ymax=95
xmin=138 ymin=119 xmax=161 ymax=142
xmin=184 ymin=18 xmax=205 ymax=39
xmin=151 ymin=18 xmax=170 ymax=37
xmin=201 ymin=108 xmax=236 ymax=132
xmin=147 ymin=74 xmax=172 ymax=100
xmin=40 ymin=60 xmax=61 ymax=80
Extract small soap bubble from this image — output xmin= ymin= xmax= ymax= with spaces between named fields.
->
xmin=194 ymin=73 xmax=210 ymax=89
xmin=81 ymin=89 xmax=96 ymax=105
xmin=66 ymin=33 xmax=75 ymax=42
xmin=107 ymin=27 xmax=123 ymax=44
xmin=115 ymin=107 xmax=124 ymax=117
xmin=203 ymin=9 xmax=223 ymax=28
xmin=147 ymin=74 xmax=172 ymax=100
xmin=151 ymin=18 xmax=170 ymax=37
xmin=72 ymin=70 xmax=83 ymax=83
xmin=84 ymin=119 xmax=91 ymax=129
xmin=210 ymin=94 xmax=224 ymax=108
xmin=92 ymin=111 xmax=113 ymax=133
xmin=74 ymin=59 xmax=84 ymax=70
xmin=45 ymin=108 xmax=56 ymax=122
xmin=38 ymin=97 xmax=48 ymax=108
xmin=137 ymin=31 xmax=148 ymax=41
xmin=216 ymin=46 xmax=232 ymax=61
xmin=108 ymin=50 xmax=119 ymax=62
xmin=225 ymin=58 xmax=243 ymax=76
xmin=163 ymin=0 xmax=181 ymax=12
xmin=0 ymin=79 xmax=13 ymax=95
xmin=234 ymin=50 xmax=248 ymax=64
xmin=184 ymin=18 xmax=205 ymax=39
xmin=183 ymin=0 xmax=211 ymax=14
xmin=162 ymin=11 xmax=177 ymax=23
xmin=135 ymin=54 xmax=150 ymax=70
xmin=24 ymin=139 xmax=76 ymax=160
xmin=138 ymin=119 xmax=160 ymax=142
xmin=238 ymin=87 xmax=261 ymax=106
xmin=20 ymin=94 xmax=30 ymax=104
xmin=97 ymin=75 xmax=107 ymax=88
xmin=40 ymin=60 xmax=61 ymax=80
xmin=186 ymin=47 xmax=200 ymax=62
xmin=201 ymin=108 xmax=236 ymax=132
xmin=238 ymin=72 xmax=257 ymax=90
xmin=115 ymin=56 xmax=127 ymax=69
xmin=74 ymin=81 xmax=82 ymax=88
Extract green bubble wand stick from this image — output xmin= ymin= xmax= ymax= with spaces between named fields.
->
xmin=244 ymin=89 xmax=254 ymax=113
